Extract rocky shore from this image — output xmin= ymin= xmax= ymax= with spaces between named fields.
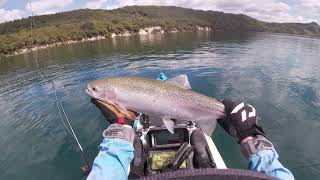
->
xmin=9 ymin=26 xmax=212 ymax=56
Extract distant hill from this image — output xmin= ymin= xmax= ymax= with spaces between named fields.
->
xmin=0 ymin=6 xmax=319 ymax=55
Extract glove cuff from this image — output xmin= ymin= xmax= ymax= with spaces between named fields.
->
xmin=240 ymin=135 xmax=274 ymax=159
xmin=238 ymin=124 xmax=265 ymax=143
xmin=103 ymin=124 xmax=135 ymax=144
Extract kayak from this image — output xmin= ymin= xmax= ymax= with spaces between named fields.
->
xmin=129 ymin=118 xmax=227 ymax=177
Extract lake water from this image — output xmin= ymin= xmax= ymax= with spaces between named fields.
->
xmin=0 ymin=31 xmax=319 ymax=179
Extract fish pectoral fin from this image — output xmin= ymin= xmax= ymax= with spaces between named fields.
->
xmin=115 ymin=105 xmax=135 ymax=119
xmin=166 ymin=75 xmax=192 ymax=89
xmin=105 ymin=86 xmax=117 ymax=103
xmin=162 ymin=118 xmax=175 ymax=134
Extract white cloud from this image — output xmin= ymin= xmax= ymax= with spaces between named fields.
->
xmin=300 ymin=0 xmax=320 ymax=23
xmin=26 ymin=0 xmax=73 ymax=15
xmin=85 ymin=0 xmax=108 ymax=9
xmin=0 ymin=8 xmax=23 ymax=23
xmin=215 ymin=0 xmax=299 ymax=23
xmin=87 ymin=0 xmax=307 ymax=23
xmin=301 ymin=0 xmax=320 ymax=11
xmin=0 ymin=0 xmax=7 ymax=7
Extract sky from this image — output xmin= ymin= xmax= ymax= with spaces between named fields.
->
xmin=0 ymin=0 xmax=319 ymax=24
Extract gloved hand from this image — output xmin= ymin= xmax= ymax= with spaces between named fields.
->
xmin=91 ymin=98 xmax=138 ymax=143
xmin=91 ymin=98 xmax=137 ymax=126
xmin=218 ymin=99 xmax=265 ymax=143
xmin=90 ymin=99 xmax=145 ymax=178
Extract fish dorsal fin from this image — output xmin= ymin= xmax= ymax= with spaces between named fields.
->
xmin=162 ymin=118 xmax=175 ymax=134
xmin=166 ymin=75 xmax=192 ymax=89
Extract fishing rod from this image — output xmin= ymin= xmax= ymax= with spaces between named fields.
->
xmin=29 ymin=2 xmax=91 ymax=175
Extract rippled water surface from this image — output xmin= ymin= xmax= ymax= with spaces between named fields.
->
xmin=0 ymin=32 xmax=319 ymax=179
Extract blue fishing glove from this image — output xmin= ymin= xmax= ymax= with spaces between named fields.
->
xmin=218 ymin=99 xmax=265 ymax=143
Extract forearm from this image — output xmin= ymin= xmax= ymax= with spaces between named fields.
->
xmin=87 ymin=124 xmax=135 ymax=180
xmin=248 ymin=149 xmax=294 ymax=180
xmin=87 ymin=138 xmax=134 ymax=180
xmin=241 ymin=136 xmax=294 ymax=180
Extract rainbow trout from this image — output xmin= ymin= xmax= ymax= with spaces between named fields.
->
xmin=86 ymin=75 xmax=225 ymax=135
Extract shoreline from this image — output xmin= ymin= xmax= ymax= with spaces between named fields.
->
xmin=5 ymin=26 xmax=212 ymax=57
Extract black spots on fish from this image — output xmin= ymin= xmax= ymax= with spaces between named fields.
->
xmin=172 ymin=89 xmax=219 ymax=111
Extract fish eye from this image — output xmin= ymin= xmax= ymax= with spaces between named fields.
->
xmin=92 ymin=87 xmax=97 ymax=91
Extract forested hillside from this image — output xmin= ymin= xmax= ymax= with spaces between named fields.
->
xmin=0 ymin=6 xmax=319 ymax=55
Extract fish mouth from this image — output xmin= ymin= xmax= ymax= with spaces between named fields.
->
xmin=86 ymin=85 xmax=108 ymax=103
xmin=85 ymin=85 xmax=95 ymax=97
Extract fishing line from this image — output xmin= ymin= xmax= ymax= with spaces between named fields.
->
xmin=29 ymin=2 xmax=91 ymax=170
xmin=29 ymin=4 xmax=78 ymax=147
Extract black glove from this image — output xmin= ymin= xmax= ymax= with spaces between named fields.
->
xmin=91 ymin=98 xmax=135 ymax=126
xmin=218 ymin=99 xmax=265 ymax=143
